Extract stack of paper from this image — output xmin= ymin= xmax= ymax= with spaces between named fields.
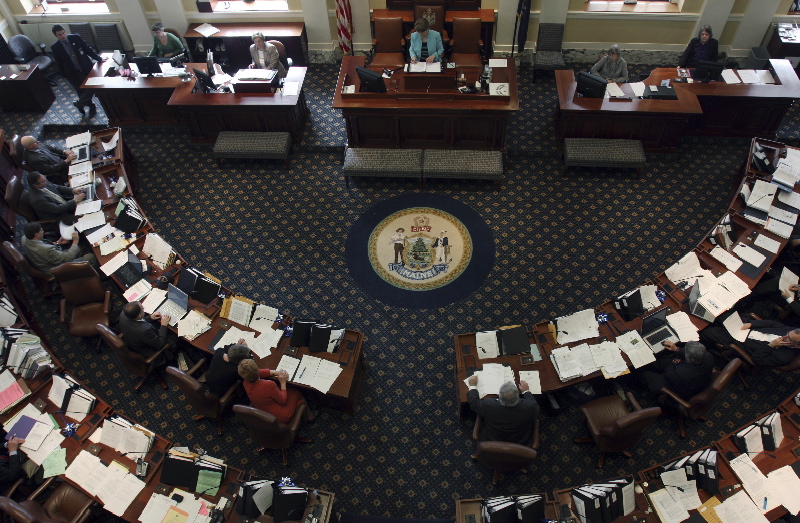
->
xmin=714 ymin=490 xmax=769 ymax=522
xmin=177 ymin=310 xmax=212 ymax=341
xmin=615 ymin=330 xmax=657 ymax=367
xmin=98 ymin=416 xmax=155 ymax=455
xmin=250 ymin=328 xmax=284 ymax=358
xmin=747 ymin=180 xmax=777 ymax=212
xmin=0 ymin=369 xmax=29 ymax=414
xmin=142 ymin=233 xmax=174 ymax=269
xmin=248 ymin=304 xmax=280 ymax=334
xmin=556 ymin=309 xmax=600 ymax=345
xmin=221 ymin=296 xmax=255 ymax=326
xmin=595 ymin=340 xmax=628 ymax=378
xmin=570 ymin=343 xmax=601 ymax=376
xmin=213 ymin=325 xmax=258 ymax=351
xmin=475 ymin=331 xmax=500 ymax=359
xmin=665 ymin=251 xmax=710 ymax=287
xmin=710 ymin=246 xmax=743 ymax=272
xmin=648 ymin=488 xmax=690 ymax=523
xmin=666 ymin=311 xmax=700 ymax=342
xmin=141 ymin=288 xmax=167 ymax=314
xmin=517 ymin=370 xmax=541 ymax=394
xmin=463 ymin=363 xmax=514 ymax=398
xmin=728 ymin=454 xmax=781 ymax=514
xmin=551 ymin=347 xmax=582 ymax=382
xmin=291 ymin=355 xmax=343 ymax=394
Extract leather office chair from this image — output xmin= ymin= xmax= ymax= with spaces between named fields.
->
xmin=5 ymin=175 xmax=43 ymax=224
xmin=659 ymin=358 xmax=742 ymax=438
xmin=1 ymin=241 xmax=57 ymax=298
xmin=233 ymin=404 xmax=311 ymax=466
xmin=449 ymin=18 xmax=484 ymax=68
xmin=370 ymin=17 xmax=406 ymax=69
xmin=8 ymin=135 xmax=30 ymax=171
xmin=166 ymin=364 xmax=241 ymax=436
xmin=532 ymin=23 xmax=567 ymax=83
xmin=50 ymin=262 xmax=110 ymax=348
xmin=165 ymin=28 xmax=193 ymax=63
xmin=574 ymin=392 xmax=661 ymax=468
xmin=96 ymin=324 xmax=169 ymax=392
xmin=471 ymin=415 xmax=539 ymax=485
xmin=267 ymin=40 xmax=293 ymax=72
xmin=408 ymin=4 xmax=449 ymax=55
xmin=8 ymin=35 xmax=55 ymax=80
xmin=0 ymin=477 xmax=96 ymax=523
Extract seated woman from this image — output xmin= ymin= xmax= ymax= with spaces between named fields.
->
xmin=590 ymin=44 xmax=628 ymax=83
xmin=248 ymin=32 xmax=287 ymax=79
xmin=238 ymin=359 xmax=310 ymax=424
xmin=678 ymin=25 xmax=719 ymax=68
xmin=409 ymin=18 xmax=444 ymax=64
xmin=148 ymin=22 xmax=184 ymax=58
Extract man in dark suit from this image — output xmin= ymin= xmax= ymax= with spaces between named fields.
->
xmin=20 ymin=136 xmax=75 ymax=185
xmin=467 ymin=376 xmax=539 ymax=446
xmin=118 ymin=302 xmax=177 ymax=367
xmin=205 ymin=341 xmax=250 ymax=397
xmin=50 ymin=24 xmax=105 ymax=117
xmin=639 ymin=341 xmax=715 ymax=400
xmin=702 ymin=318 xmax=800 ymax=367
xmin=27 ymin=171 xmax=85 ymax=224
xmin=0 ymin=435 xmax=25 ymax=493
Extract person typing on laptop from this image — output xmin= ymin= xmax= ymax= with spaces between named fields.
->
xmin=27 ymin=172 xmax=86 ymax=228
xmin=118 ymin=302 xmax=178 ymax=367
xmin=638 ymin=341 xmax=714 ymax=402
xmin=21 ymin=136 xmax=76 ymax=185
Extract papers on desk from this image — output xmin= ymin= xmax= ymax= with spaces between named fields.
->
xmin=766 ymin=217 xmax=794 ymax=239
xmin=143 ymin=233 xmax=174 ymax=269
xmin=571 ymin=343 xmax=600 ymax=375
xmin=221 ymin=296 xmax=254 ymax=326
xmin=212 ymin=325 xmax=257 ymax=351
xmin=665 ymin=251 xmax=710 ymax=287
xmin=517 ymin=370 xmax=541 ymax=394
xmin=194 ymin=23 xmax=220 ymax=37
xmin=123 ymin=280 xmax=152 ymax=303
xmin=737 ymin=69 xmax=762 ymax=84
xmin=605 ymin=82 xmax=625 ymax=98
xmin=281 ymin=81 xmax=299 ymax=96
xmin=250 ymin=328 xmax=284 ymax=358
xmin=710 ymin=246 xmax=743 ymax=272
xmin=721 ymin=69 xmax=741 ymax=84
xmin=408 ymin=62 xmax=441 ymax=73
xmin=489 ymin=83 xmax=509 ymax=96
xmin=475 ymin=330 xmax=500 ymax=359
xmin=66 ymin=130 xmax=91 ymax=149
xmin=235 ymin=68 xmax=277 ymax=81
xmin=666 ymin=311 xmax=700 ymax=342
xmin=732 ymin=243 xmax=767 ymax=268
xmin=629 ymin=81 xmax=646 ymax=98
xmin=464 ymin=363 xmax=515 ymax=398
xmin=753 ymin=233 xmax=781 ymax=254
xmin=488 ymin=58 xmax=507 ymax=68
xmin=766 ymin=465 xmax=800 ymax=516
xmin=596 ymin=340 xmax=628 ymax=378
xmin=100 ymin=248 xmax=131 ymax=276
xmin=778 ymin=184 xmax=800 ymax=209
xmin=68 ymin=161 xmax=91 ymax=178
xmin=102 ymin=128 xmax=120 ymax=152
xmin=177 ymin=310 xmax=212 ymax=341
xmin=747 ymin=180 xmax=777 ymax=212
xmin=139 ymin=493 xmax=178 ymax=523
xmin=75 ymin=198 xmax=102 ymax=216
xmin=648 ymin=488 xmax=690 ymax=523
xmin=75 ymin=210 xmax=105 ymax=232
xmin=714 ymin=490 xmax=769 ymax=523
xmin=290 ymin=355 xmax=343 ymax=394
xmin=248 ymin=304 xmax=279 ymax=334
xmin=85 ymin=223 xmax=115 ymax=245
xmin=556 ymin=309 xmax=599 ymax=345
xmin=717 ymin=270 xmax=752 ymax=302
xmin=98 ymin=416 xmax=155 ymax=455
xmin=550 ymin=347 xmax=582 ymax=382
xmin=42 ymin=446 xmax=67 ymax=478
xmin=728 ymin=454 xmax=781 ymax=514
xmin=141 ymin=288 xmax=167 ymax=314
xmin=0 ymin=369 xmax=30 ymax=415
xmin=616 ymin=330 xmax=657 ymax=367
xmin=660 ymin=469 xmax=703 ymax=511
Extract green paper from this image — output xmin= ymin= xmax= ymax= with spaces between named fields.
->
xmin=43 ymin=447 xmax=67 ymax=478
xmin=196 ymin=469 xmax=223 ymax=497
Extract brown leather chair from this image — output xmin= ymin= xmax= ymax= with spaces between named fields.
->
xmin=1 ymin=241 xmax=57 ymax=298
xmin=96 ymin=324 xmax=169 ymax=392
xmin=574 ymin=392 xmax=661 ymax=467
xmin=233 ymin=404 xmax=311 ymax=466
xmin=50 ymin=262 xmax=110 ymax=344
xmin=370 ymin=17 xmax=406 ymax=69
xmin=471 ymin=415 xmax=539 ymax=485
xmin=166 ymin=364 xmax=240 ymax=436
xmin=450 ymin=17 xmax=484 ymax=68
xmin=8 ymin=134 xmax=30 ymax=171
xmin=659 ymin=358 xmax=742 ymax=438
xmin=164 ymin=28 xmax=192 ymax=62
xmin=4 ymin=175 xmax=43 ymax=224
xmin=0 ymin=477 xmax=96 ymax=523
xmin=267 ymin=40 xmax=293 ymax=72
xmin=407 ymin=4 xmax=449 ymax=50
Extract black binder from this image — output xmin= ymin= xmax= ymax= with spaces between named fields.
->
xmin=572 ymin=487 xmax=603 ymax=523
xmin=289 ymin=319 xmax=315 ymax=348
xmin=704 ymin=450 xmax=719 ymax=495
xmin=482 ymin=498 xmax=516 ymax=523
xmin=272 ymin=486 xmax=308 ymax=523
xmin=500 ymin=326 xmax=529 ymax=356
xmin=235 ymin=480 xmax=271 ymax=517
xmin=695 ymin=449 xmax=710 ymax=492
xmin=515 ymin=495 xmax=545 ymax=523
xmin=193 ymin=276 xmax=221 ymax=304
xmin=308 ymin=324 xmax=334 ymax=353
xmin=160 ymin=455 xmax=225 ymax=490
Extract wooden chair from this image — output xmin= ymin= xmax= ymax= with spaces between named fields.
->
xmin=659 ymin=358 xmax=742 ymax=438
xmin=533 ymin=23 xmax=566 ymax=83
xmin=0 ymin=477 xmax=96 ymax=523
xmin=574 ymin=392 xmax=661 ymax=468
xmin=166 ymin=364 xmax=241 ymax=436
xmin=96 ymin=324 xmax=169 ymax=392
xmin=450 ymin=17 xmax=484 ymax=68
xmin=4 ymin=175 xmax=45 ymax=224
xmin=471 ymin=415 xmax=539 ymax=485
xmin=233 ymin=404 xmax=311 ymax=466
xmin=370 ymin=17 xmax=406 ymax=69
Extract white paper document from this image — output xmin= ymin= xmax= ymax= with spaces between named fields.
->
xmin=194 ymin=23 xmax=220 ymax=37
xmin=282 ymin=81 xmax=300 ymax=96
xmin=723 ymin=311 xmax=750 ymax=343
xmin=141 ymin=288 xmax=167 ymax=314
xmin=710 ymin=246 xmax=743 ymax=272
xmin=488 ymin=58 xmax=507 ymax=68
xmin=517 ymin=370 xmax=541 ymax=394
xmin=714 ymin=490 xmax=770 ymax=523
xmin=665 ymin=251 xmax=708 ymax=286
xmin=753 ymin=234 xmax=781 ymax=254
xmin=780 ymin=266 xmax=799 ymax=303
xmin=629 ymin=82 xmax=646 ymax=97
xmin=75 ymin=199 xmax=102 ymax=216
xmin=75 ymin=210 xmax=105 ymax=232
xmin=737 ymin=69 xmax=761 ymax=84
xmin=556 ymin=309 xmax=599 ymax=345
xmin=475 ymin=331 xmax=500 ymax=359
xmin=721 ymin=69 xmax=741 ymax=84
xmin=766 ymin=465 xmax=800 ymax=516
xmin=732 ymin=243 xmax=767 ymax=268
xmin=666 ymin=311 xmax=700 ymax=342
xmin=649 ymin=488 xmax=690 ymax=523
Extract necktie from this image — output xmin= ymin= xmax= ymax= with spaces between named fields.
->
xmin=42 ymin=188 xmax=67 ymax=205
xmin=62 ymin=40 xmax=80 ymax=71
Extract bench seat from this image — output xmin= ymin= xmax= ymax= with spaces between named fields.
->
xmin=213 ymin=131 xmax=291 ymax=167
xmin=563 ymin=138 xmax=646 ymax=178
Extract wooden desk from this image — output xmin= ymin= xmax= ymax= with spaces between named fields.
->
xmin=185 ymin=23 xmax=309 ymax=69
xmin=767 ymin=24 xmax=800 ymax=60
xmin=333 ymin=55 xmax=518 ymax=150
xmin=555 ymin=69 xmax=703 ymax=153
xmin=168 ymin=64 xmax=308 ymax=144
xmin=0 ymin=64 xmax=55 ymax=112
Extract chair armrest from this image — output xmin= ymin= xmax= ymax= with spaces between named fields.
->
xmin=144 ymin=344 xmax=170 ymax=366
xmin=102 ymin=290 xmax=110 ymax=315
xmin=3 ymin=477 xmax=25 ymax=498
xmin=660 ymin=387 xmax=691 ymax=409
xmin=26 ymin=476 xmax=56 ymax=501
xmin=529 ymin=417 xmax=540 ymax=450
xmin=73 ymin=500 xmax=99 ymax=523
xmin=59 ymin=298 xmax=67 ymax=324
xmin=730 ymin=344 xmax=755 ymax=367
xmin=219 ymin=380 xmax=242 ymax=407
xmin=187 ymin=358 xmax=207 ymax=377
xmin=472 ymin=415 xmax=482 ymax=441
xmin=287 ymin=402 xmax=306 ymax=433
xmin=750 ymin=313 xmax=763 ymax=321
xmin=626 ymin=391 xmax=643 ymax=411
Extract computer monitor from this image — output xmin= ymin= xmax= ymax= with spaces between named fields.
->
xmin=132 ymin=56 xmax=162 ymax=76
xmin=193 ymin=68 xmax=217 ymax=93
xmin=576 ymin=71 xmax=607 ymax=98
xmin=692 ymin=61 xmax=724 ymax=83
xmin=356 ymin=65 xmax=387 ymax=93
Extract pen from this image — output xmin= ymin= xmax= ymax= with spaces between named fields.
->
xmin=763 ymin=497 xmax=768 ymax=510
xmin=298 ymin=368 xmax=305 ymax=379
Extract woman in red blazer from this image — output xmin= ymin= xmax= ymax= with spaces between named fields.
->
xmin=238 ymin=359 xmax=307 ymax=424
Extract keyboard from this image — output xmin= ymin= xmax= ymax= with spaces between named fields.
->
xmin=645 ymin=327 xmax=672 ymax=346
xmin=115 ymin=264 xmax=141 ymax=288
xmin=158 ymin=301 xmax=187 ymax=326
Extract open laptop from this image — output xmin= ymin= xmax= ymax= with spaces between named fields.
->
xmin=114 ymin=250 xmax=144 ymax=289
xmin=156 ymin=284 xmax=189 ymax=326
xmin=639 ymin=308 xmax=678 ymax=351
xmin=687 ymin=279 xmax=723 ymax=322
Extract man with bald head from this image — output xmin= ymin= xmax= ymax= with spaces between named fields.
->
xmin=21 ymin=136 xmax=75 ymax=185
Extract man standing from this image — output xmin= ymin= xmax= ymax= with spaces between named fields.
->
xmin=389 ymin=228 xmax=406 ymax=265
xmin=468 ymin=377 xmax=539 ymax=446
xmin=639 ymin=341 xmax=715 ymax=400
xmin=50 ymin=24 xmax=105 ymax=118
xmin=21 ymin=223 xmax=96 ymax=276
xmin=20 ymin=136 xmax=75 ymax=185
xmin=27 ymin=172 xmax=85 ymax=224
xmin=118 ymin=302 xmax=177 ymax=367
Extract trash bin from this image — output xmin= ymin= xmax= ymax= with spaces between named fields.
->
xmin=744 ymin=47 xmax=771 ymax=69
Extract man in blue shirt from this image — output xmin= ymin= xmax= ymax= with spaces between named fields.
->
xmin=50 ymin=24 xmax=105 ymax=118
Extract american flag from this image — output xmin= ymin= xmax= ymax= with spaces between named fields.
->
xmin=336 ymin=0 xmax=353 ymax=54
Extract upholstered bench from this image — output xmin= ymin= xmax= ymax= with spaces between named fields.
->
xmin=343 ymin=148 xmax=424 ymax=187
xmin=422 ymin=150 xmax=504 ymax=190
xmin=563 ymin=138 xmax=646 ymax=178
xmin=212 ymin=131 xmax=291 ymax=168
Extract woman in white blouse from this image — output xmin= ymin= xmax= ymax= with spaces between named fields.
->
xmin=248 ymin=32 xmax=286 ymax=79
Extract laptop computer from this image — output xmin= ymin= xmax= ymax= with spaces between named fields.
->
xmin=156 ymin=284 xmax=189 ymax=326
xmin=114 ymin=250 xmax=144 ymax=288
xmin=688 ymin=279 xmax=722 ymax=322
xmin=639 ymin=308 xmax=678 ymax=351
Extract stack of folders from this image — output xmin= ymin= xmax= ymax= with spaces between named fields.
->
xmin=47 ymin=374 xmax=96 ymax=421
xmin=708 ymin=214 xmax=736 ymax=251
xmin=0 ymin=327 xmax=29 ymax=361
xmin=0 ymin=293 xmax=18 ymax=328
xmin=0 ymin=369 xmax=32 ymax=414
xmin=571 ymin=476 xmax=635 ymax=523
xmin=550 ymin=347 xmax=583 ymax=382
xmin=143 ymin=232 xmax=176 ymax=270
xmin=6 ymin=332 xmax=53 ymax=379
xmin=220 ymin=295 xmax=256 ymax=326
xmin=481 ymin=496 xmax=516 ymax=523
xmin=177 ymin=266 xmax=222 ymax=305
xmin=236 ymin=479 xmax=275 ymax=517
xmin=658 ymin=449 xmax=718 ymax=495
xmin=114 ymin=202 xmax=147 ymax=234
xmin=97 ymin=416 xmax=155 ymax=455
xmin=272 ymin=484 xmax=309 ymax=523
xmin=160 ymin=448 xmax=225 ymax=492
xmin=734 ymin=412 xmax=784 ymax=453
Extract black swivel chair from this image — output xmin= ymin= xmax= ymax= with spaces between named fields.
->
xmin=8 ymin=35 xmax=56 ymax=83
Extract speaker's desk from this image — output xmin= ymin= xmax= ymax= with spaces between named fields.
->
xmin=332 ymin=55 xmax=518 ymax=150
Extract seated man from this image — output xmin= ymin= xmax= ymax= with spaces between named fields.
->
xmin=118 ymin=302 xmax=177 ymax=367
xmin=467 ymin=376 xmax=539 ymax=446
xmin=27 ymin=171 xmax=85 ymax=224
xmin=638 ymin=341 xmax=715 ymax=401
xmin=21 ymin=136 xmax=76 ymax=185
xmin=20 ymin=223 xmax=96 ymax=276
xmin=702 ymin=318 xmax=800 ymax=367
xmin=205 ymin=340 xmax=251 ymax=397
xmin=0 ymin=435 xmax=26 ymax=494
